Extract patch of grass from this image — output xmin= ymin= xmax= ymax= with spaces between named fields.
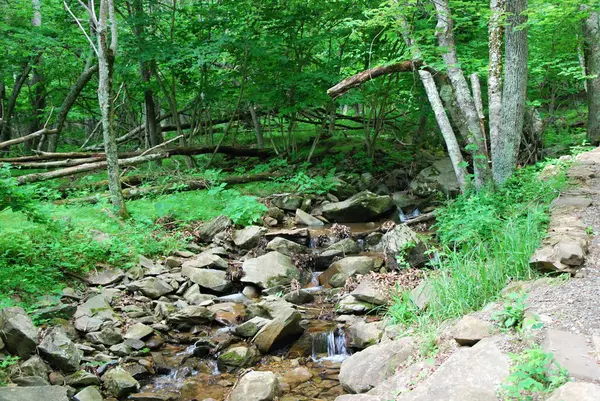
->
xmin=493 ymin=293 xmax=527 ymax=332
xmin=0 ymin=355 xmax=19 ymax=387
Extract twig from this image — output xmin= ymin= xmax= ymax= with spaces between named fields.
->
xmin=64 ymin=1 xmax=99 ymax=57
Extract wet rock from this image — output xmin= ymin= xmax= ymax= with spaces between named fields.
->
xmin=166 ymin=305 xmax=215 ymax=325
xmin=351 ymin=281 xmax=387 ymax=305
xmin=241 ymin=252 xmax=301 ymax=288
xmin=320 ymin=256 xmax=381 ymax=287
xmin=195 ymin=215 xmax=233 ymax=243
xmin=281 ymin=366 xmax=312 ymax=390
xmin=364 ymin=232 xmax=383 ymax=248
xmin=320 ymin=238 xmax=362 ymax=259
xmin=452 ymin=315 xmax=492 ymax=346
xmin=21 ymin=355 xmax=50 ymax=378
xmin=543 ymin=329 xmax=600 ymax=380
xmin=374 ymin=225 xmax=427 ymax=267
xmin=38 ymin=327 xmax=82 ymax=373
xmin=284 ymin=289 xmax=314 ymax=305
xmin=230 ymin=371 xmax=281 ymax=401
xmin=182 ymin=253 xmax=228 ymax=270
xmin=336 ymin=295 xmax=376 ymax=314
xmin=396 ymin=337 xmax=509 ymax=401
xmin=66 ymin=370 xmax=101 ymax=387
xmin=182 ymin=266 xmax=232 ymax=293
xmin=85 ymin=268 xmax=124 ymax=286
xmin=0 ymin=386 xmax=69 ymax=401
xmin=272 ymin=194 xmax=303 ymax=211
xmin=266 ymin=237 xmax=308 ymax=256
xmin=127 ymin=277 xmax=174 ymax=299
xmin=85 ymin=327 xmax=123 ymax=346
xmin=410 ymin=158 xmax=460 ymax=196
xmin=339 ymin=337 xmax=415 ymax=393
xmin=0 ymin=307 xmax=38 ymax=358
xmin=233 ymin=317 xmax=271 ymax=337
xmin=124 ymin=323 xmax=154 ymax=341
xmin=102 ymin=367 xmax=139 ymax=398
xmin=208 ymin=302 xmax=246 ymax=326
xmin=242 ymin=285 xmax=261 ymax=299
xmin=232 ymin=226 xmax=267 ymax=249
xmin=547 ymin=382 xmax=600 ymax=401
xmin=74 ymin=295 xmax=116 ymax=333
xmin=253 ymin=307 xmax=303 ymax=352
xmin=217 ymin=345 xmax=258 ymax=371
xmin=347 ymin=321 xmax=383 ymax=349
xmin=73 ymin=386 xmax=103 ymax=401
xmin=296 ymin=209 xmax=324 ymax=226
xmin=322 ymin=191 xmax=394 ymax=223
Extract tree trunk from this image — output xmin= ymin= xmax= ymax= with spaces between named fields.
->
xmin=488 ymin=0 xmax=505 ymax=162
xmin=582 ymin=4 xmax=600 ymax=144
xmin=0 ymin=63 xmax=33 ymax=145
xmin=433 ymin=0 xmax=491 ymax=187
xmin=97 ymin=0 xmax=128 ymax=217
xmin=492 ymin=0 xmax=528 ymax=184
xmin=248 ymin=104 xmax=264 ymax=148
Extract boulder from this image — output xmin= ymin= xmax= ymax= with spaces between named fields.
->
xmin=85 ymin=268 xmax=124 ymax=286
xmin=166 ymin=305 xmax=215 ymax=325
xmin=0 ymin=307 xmax=38 ymax=358
xmin=102 ymin=367 xmax=139 ymax=398
xmin=284 ymin=289 xmax=314 ymax=305
xmin=66 ymin=370 xmax=101 ymax=387
xmin=233 ymin=317 xmax=271 ymax=338
xmin=547 ymin=382 xmax=600 ymax=401
xmin=85 ymin=327 xmax=123 ymax=346
xmin=542 ymin=329 xmax=600 ymax=381
xmin=317 ymin=239 xmax=362 ymax=267
xmin=409 ymin=158 xmax=460 ymax=196
xmin=195 ymin=215 xmax=233 ymax=243
xmin=38 ymin=327 xmax=82 ymax=373
xmin=452 ymin=315 xmax=492 ymax=346
xmin=272 ymin=194 xmax=303 ymax=211
xmin=336 ymin=295 xmax=376 ymax=314
xmin=253 ymin=307 xmax=303 ymax=352
xmin=396 ymin=337 xmax=509 ymax=401
xmin=124 ymin=323 xmax=154 ymax=341
xmin=265 ymin=237 xmax=308 ymax=256
xmin=217 ymin=345 xmax=258 ymax=371
xmin=339 ymin=337 xmax=415 ymax=393
xmin=73 ymin=295 xmax=116 ymax=333
xmin=182 ymin=253 xmax=228 ymax=270
xmin=322 ymin=191 xmax=394 ymax=223
xmin=232 ymin=226 xmax=267 ymax=249
xmin=230 ymin=371 xmax=281 ymax=401
xmin=20 ymin=355 xmax=50 ymax=378
xmin=241 ymin=252 xmax=301 ymax=288
xmin=351 ymin=280 xmax=387 ymax=305
xmin=320 ymin=256 xmax=381 ymax=287
xmin=181 ymin=266 xmax=232 ymax=292
xmin=127 ymin=277 xmax=174 ymax=299
xmin=295 ymin=209 xmax=324 ymax=226
xmin=208 ymin=302 xmax=246 ymax=326
xmin=73 ymin=386 xmax=103 ymax=401
xmin=375 ymin=225 xmax=427 ymax=267
xmin=347 ymin=321 xmax=383 ymax=349
xmin=0 ymin=386 xmax=69 ymax=401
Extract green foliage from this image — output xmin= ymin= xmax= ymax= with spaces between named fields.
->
xmin=386 ymin=289 xmax=420 ymax=327
xmin=394 ymin=241 xmax=416 ymax=270
xmin=288 ymin=169 xmax=337 ymax=195
xmin=0 ymin=355 xmax=19 ymax=387
xmin=0 ymin=165 xmax=47 ymax=223
xmin=493 ymin=293 xmax=527 ymax=332
xmin=503 ymin=348 xmax=569 ymax=400
xmin=222 ymin=190 xmax=268 ymax=226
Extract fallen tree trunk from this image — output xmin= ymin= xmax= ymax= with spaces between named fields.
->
xmin=327 ymin=61 xmax=423 ymax=98
xmin=10 ymin=157 xmax=107 ymax=168
xmin=16 ymin=146 xmax=274 ymax=184
xmin=54 ymin=171 xmax=281 ymax=204
xmin=0 ymin=127 xmax=57 ymax=150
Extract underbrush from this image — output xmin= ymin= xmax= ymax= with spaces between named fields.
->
xmin=386 ymin=159 xmax=568 ymax=332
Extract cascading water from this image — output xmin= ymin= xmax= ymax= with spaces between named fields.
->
xmin=311 ymin=328 xmax=350 ymax=362
xmin=398 ymin=207 xmax=421 ymax=223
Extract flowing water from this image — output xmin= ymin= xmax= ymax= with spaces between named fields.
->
xmin=311 ymin=327 xmax=351 ymax=363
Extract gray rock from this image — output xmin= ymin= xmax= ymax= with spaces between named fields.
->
xmin=374 ymin=225 xmax=427 ymax=267
xmin=410 ymin=281 xmax=434 ymax=310
xmin=351 ymin=281 xmax=387 ymax=305
xmin=127 ymin=277 xmax=174 ymax=299
xmin=452 ymin=315 xmax=492 ymax=346
xmin=85 ymin=327 xmax=123 ymax=346
xmin=102 ymin=367 xmax=139 ymax=398
xmin=396 ymin=337 xmax=509 ymax=401
xmin=33 ymin=303 xmax=77 ymax=321
xmin=367 ymin=360 xmax=434 ymax=399
xmin=124 ymin=323 xmax=154 ymax=340
xmin=242 ymin=285 xmax=261 ymax=299
xmin=542 ymin=329 xmax=600 ymax=381
xmin=230 ymin=371 xmax=281 ymax=401
xmin=182 ymin=266 xmax=232 ymax=292
xmin=232 ymin=226 xmax=267 ymax=249
xmin=410 ymin=158 xmax=460 ymax=196
xmin=336 ymin=295 xmax=376 ymax=314
xmin=320 ymin=256 xmax=380 ymax=287
xmin=20 ymin=355 xmax=50 ymax=378
xmin=347 ymin=321 xmax=383 ymax=349
xmin=234 ymin=317 xmax=271 ymax=338
xmin=295 ymin=209 xmax=324 ymax=226
xmin=0 ymin=386 xmax=69 ymax=401
xmin=109 ymin=342 xmax=133 ymax=357
xmin=66 ymin=370 xmax=101 ymax=387
xmin=182 ymin=253 xmax=228 ymax=270
xmin=253 ymin=307 xmax=303 ymax=353
xmin=241 ymin=252 xmax=301 ymax=288
xmin=265 ymin=237 xmax=308 ymax=256
xmin=38 ymin=327 xmax=82 ymax=372
xmin=11 ymin=376 xmax=49 ymax=386
xmin=320 ymin=238 xmax=362 ymax=260
xmin=85 ymin=268 xmax=124 ymax=286
xmin=0 ymin=307 xmax=38 ymax=358
xmin=284 ymin=290 xmax=314 ymax=305
xmin=195 ymin=215 xmax=233 ymax=243
xmin=322 ymin=191 xmax=394 ymax=223
xmin=217 ymin=345 xmax=258 ymax=371
xmin=546 ymin=382 xmax=600 ymax=401
xmin=335 ymin=396 xmax=383 ymax=401
xmin=339 ymin=337 xmax=415 ymax=393
xmin=272 ymin=194 xmax=303 ymax=211
xmin=73 ymin=386 xmax=103 ymax=401
xmin=166 ymin=305 xmax=215 ymax=325
xmin=73 ymin=295 xmax=116 ymax=333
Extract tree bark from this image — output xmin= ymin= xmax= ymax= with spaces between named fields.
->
xmin=488 ymin=0 xmax=505 ymax=168
xmin=582 ymin=4 xmax=600 ymax=144
xmin=96 ymin=0 xmax=128 ymax=217
xmin=248 ymin=104 xmax=264 ymax=148
xmin=492 ymin=0 xmax=528 ymax=184
xmin=0 ymin=63 xmax=33 ymax=144
xmin=433 ymin=0 xmax=491 ymax=187
xmin=27 ymin=0 xmax=46 ymax=151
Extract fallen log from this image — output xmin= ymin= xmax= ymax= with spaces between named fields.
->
xmin=54 ymin=171 xmax=282 ymax=204
xmin=327 ymin=61 xmax=424 ymax=99
xmin=0 ymin=127 xmax=57 ymax=150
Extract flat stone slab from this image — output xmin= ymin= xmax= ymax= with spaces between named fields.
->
xmin=547 ymin=382 xmax=600 ymax=401
xmin=0 ymin=386 xmax=69 ymax=401
xmin=543 ymin=329 xmax=600 ymax=381
xmin=551 ymin=196 xmax=593 ymax=209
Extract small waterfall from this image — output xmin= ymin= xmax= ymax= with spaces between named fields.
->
xmin=398 ymin=207 xmax=421 ymax=223
xmin=207 ymin=359 xmax=221 ymax=375
xmin=311 ymin=328 xmax=350 ymax=362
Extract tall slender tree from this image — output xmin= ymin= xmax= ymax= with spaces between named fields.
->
xmin=582 ymin=2 xmax=600 ymax=144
